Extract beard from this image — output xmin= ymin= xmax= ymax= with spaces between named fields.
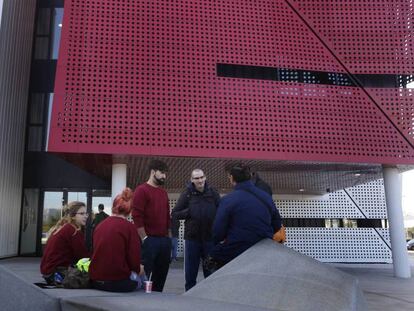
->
xmin=154 ymin=175 xmax=166 ymax=186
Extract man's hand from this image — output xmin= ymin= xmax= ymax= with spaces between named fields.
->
xmin=137 ymin=227 xmax=147 ymax=242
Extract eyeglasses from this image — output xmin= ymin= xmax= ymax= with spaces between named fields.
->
xmin=76 ymin=212 xmax=89 ymax=216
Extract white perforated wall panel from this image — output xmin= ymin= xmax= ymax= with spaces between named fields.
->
xmin=346 ymin=179 xmax=387 ymax=218
xmin=276 ymin=191 xmax=363 ymax=218
xmin=168 ymin=179 xmax=390 ymax=263
xmin=285 ymin=228 xmax=391 ymax=263
xmin=169 ymin=198 xmax=185 ymax=257
xmin=276 ymin=180 xmax=387 ymax=219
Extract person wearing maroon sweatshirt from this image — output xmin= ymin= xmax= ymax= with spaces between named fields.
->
xmin=132 ymin=159 xmax=172 ymax=292
xmin=89 ymin=188 xmax=144 ymax=292
xmin=40 ymin=201 xmax=90 ymax=284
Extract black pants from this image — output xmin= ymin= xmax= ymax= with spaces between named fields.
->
xmin=141 ymin=236 xmax=171 ymax=292
xmin=92 ymin=279 xmax=137 ymax=292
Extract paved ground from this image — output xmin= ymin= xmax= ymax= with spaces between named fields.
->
xmin=2 ymin=253 xmax=414 ymax=310
xmin=163 ymin=252 xmax=414 ymax=311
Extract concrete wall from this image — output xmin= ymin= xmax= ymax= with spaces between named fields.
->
xmin=0 ymin=0 xmax=36 ymax=257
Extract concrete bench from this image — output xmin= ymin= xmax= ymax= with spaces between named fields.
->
xmin=0 ymin=240 xmax=366 ymax=311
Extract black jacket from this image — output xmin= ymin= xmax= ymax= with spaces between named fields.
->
xmin=172 ymin=182 xmax=220 ymax=241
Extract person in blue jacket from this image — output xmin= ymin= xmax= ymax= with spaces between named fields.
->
xmin=209 ymin=163 xmax=282 ymax=265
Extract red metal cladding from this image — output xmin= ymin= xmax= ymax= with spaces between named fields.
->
xmin=48 ymin=0 xmax=414 ymax=164
xmin=368 ymin=88 xmax=414 ymax=143
xmin=289 ymin=0 xmax=414 ymax=75
xmin=284 ymin=0 xmax=414 ymax=147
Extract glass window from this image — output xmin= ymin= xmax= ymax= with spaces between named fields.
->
xmin=42 ymin=191 xmax=64 ymax=245
xmin=45 ymin=93 xmax=54 ymax=151
xmin=34 ymin=37 xmax=50 ymax=59
xmin=29 ymin=94 xmax=45 ymax=124
xmin=20 ymin=189 xmax=40 ymax=254
xmin=68 ymin=192 xmax=88 ymax=203
xmin=36 ymin=8 xmax=51 ymax=35
xmin=50 ymin=8 xmax=64 ymax=59
xmin=92 ymin=196 xmax=112 ymax=216
xmin=27 ymin=126 xmax=43 ymax=151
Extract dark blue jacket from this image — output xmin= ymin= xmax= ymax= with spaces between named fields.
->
xmin=172 ymin=182 xmax=220 ymax=241
xmin=212 ymin=180 xmax=282 ymax=257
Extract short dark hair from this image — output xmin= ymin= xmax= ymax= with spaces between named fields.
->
xmin=98 ymin=204 xmax=104 ymax=211
xmin=229 ymin=163 xmax=251 ymax=183
xmin=149 ymin=159 xmax=168 ymax=173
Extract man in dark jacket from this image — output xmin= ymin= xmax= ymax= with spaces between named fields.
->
xmin=210 ymin=164 xmax=282 ymax=265
xmin=172 ymin=169 xmax=220 ymax=291
xmin=92 ymin=204 xmax=109 ymax=229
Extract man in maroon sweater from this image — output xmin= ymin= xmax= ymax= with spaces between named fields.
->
xmin=132 ymin=159 xmax=171 ymax=292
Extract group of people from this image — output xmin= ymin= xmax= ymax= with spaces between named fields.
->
xmin=40 ymin=160 xmax=283 ymax=293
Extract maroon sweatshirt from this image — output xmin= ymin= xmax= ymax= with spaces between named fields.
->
xmin=132 ymin=183 xmax=171 ymax=237
xmin=40 ymin=223 xmax=90 ymax=275
xmin=89 ymin=216 xmax=141 ymax=281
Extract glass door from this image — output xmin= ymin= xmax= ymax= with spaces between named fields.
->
xmin=19 ymin=189 xmax=40 ymax=255
xmin=41 ymin=191 xmax=64 ymax=246
xmin=38 ymin=190 xmax=92 ymax=255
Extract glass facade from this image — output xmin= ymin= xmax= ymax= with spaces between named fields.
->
xmin=33 ymin=7 xmax=63 ymax=60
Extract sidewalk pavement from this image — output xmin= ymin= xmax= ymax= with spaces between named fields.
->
xmin=1 ymin=255 xmax=414 ymax=310
xmin=164 ymin=255 xmax=414 ymax=311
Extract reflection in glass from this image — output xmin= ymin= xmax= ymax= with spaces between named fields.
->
xmin=68 ymin=192 xmax=87 ymax=204
xmin=34 ymin=37 xmax=49 ymax=59
xmin=20 ymin=189 xmax=39 ymax=254
xmin=36 ymin=8 xmax=51 ymax=35
xmin=42 ymin=192 xmax=64 ymax=245
xmin=45 ymin=93 xmax=54 ymax=151
xmin=29 ymin=94 xmax=45 ymax=124
xmin=51 ymin=8 xmax=64 ymax=59
xmin=27 ymin=126 xmax=43 ymax=151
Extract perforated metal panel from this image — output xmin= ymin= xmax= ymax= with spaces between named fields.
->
xmin=168 ymin=179 xmax=390 ymax=262
xmin=289 ymin=0 xmax=414 ymax=74
xmin=288 ymin=1 xmax=414 ymax=146
xmin=368 ymin=88 xmax=414 ymax=145
xmin=169 ymin=198 xmax=185 ymax=257
xmin=285 ymin=228 xmax=392 ymax=263
xmin=276 ymin=192 xmax=363 ymax=219
xmin=278 ymin=180 xmax=387 ymax=219
xmin=346 ymin=179 xmax=387 ymax=219
xmin=49 ymin=0 xmax=414 ymax=165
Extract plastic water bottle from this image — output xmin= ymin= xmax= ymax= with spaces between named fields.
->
xmin=130 ymin=271 xmax=138 ymax=281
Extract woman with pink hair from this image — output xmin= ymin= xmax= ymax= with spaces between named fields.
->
xmin=89 ymin=188 xmax=144 ymax=292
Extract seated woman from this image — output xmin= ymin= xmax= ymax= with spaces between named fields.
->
xmin=40 ymin=201 xmax=90 ymax=284
xmin=89 ymin=188 xmax=144 ymax=292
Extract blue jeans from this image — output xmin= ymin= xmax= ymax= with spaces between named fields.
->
xmin=141 ymin=236 xmax=171 ymax=292
xmin=184 ymin=239 xmax=214 ymax=291
xmin=171 ymin=237 xmax=178 ymax=260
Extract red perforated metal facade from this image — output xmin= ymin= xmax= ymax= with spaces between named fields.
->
xmin=48 ymin=0 xmax=414 ymax=164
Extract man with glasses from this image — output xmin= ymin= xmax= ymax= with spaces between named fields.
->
xmin=132 ymin=160 xmax=171 ymax=292
xmin=172 ymin=169 xmax=220 ymax=291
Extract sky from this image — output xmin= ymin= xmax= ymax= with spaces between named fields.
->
xmin=402 ymin=169 xmax=414 ymax=228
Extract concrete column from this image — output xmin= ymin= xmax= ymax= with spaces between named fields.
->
xmin=112 ymin=164 xmax=127 ymax=201
xmin=383 ymin=166 xmax=411 ymax=278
